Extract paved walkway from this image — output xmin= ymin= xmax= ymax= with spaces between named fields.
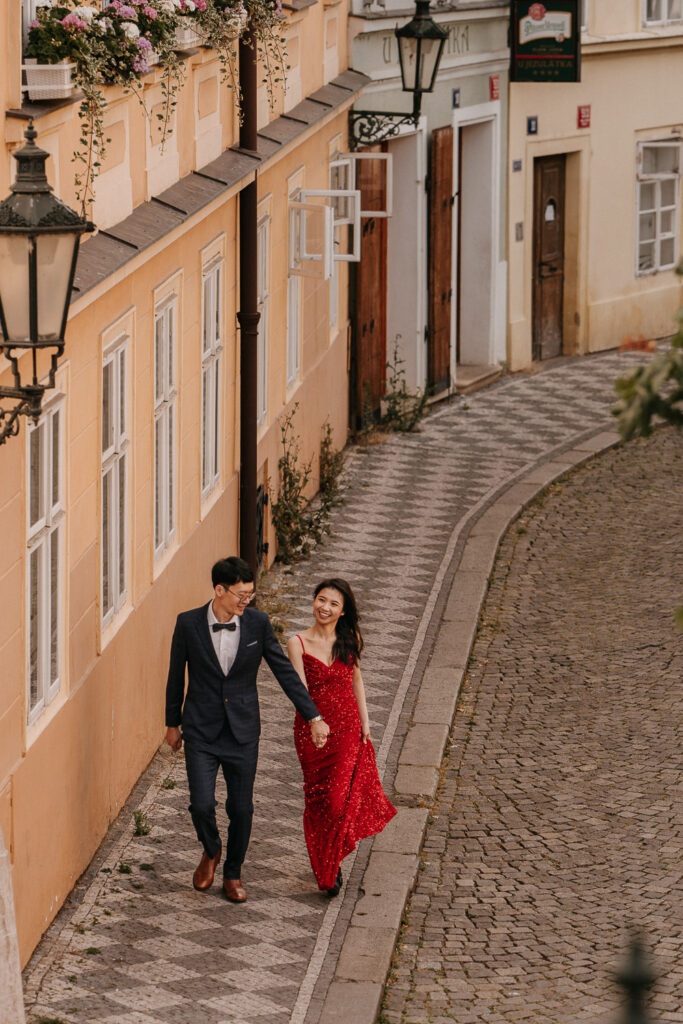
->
xmin=22 ymin=349 xmax=673 ymax=1024
xmin=380 ymin=428 xmax=683 ymax=1024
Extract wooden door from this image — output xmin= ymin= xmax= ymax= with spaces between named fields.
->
xmin=428 ymin=126 xmax=453 ymax=393
xmin=353 ymin=156 xmax=387 ymax=427
xmin=533 ymin=155 xmax=566 ymax=360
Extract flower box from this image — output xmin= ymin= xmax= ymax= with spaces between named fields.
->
xmin=147 ymin=49 xmax=161 ymax=67
xmin=23 ymin=60 xmax=77 ymax=101
xmin=174 ymin=18 xmax=202 ymax=49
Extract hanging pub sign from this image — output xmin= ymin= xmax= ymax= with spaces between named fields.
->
xmin=510 ymin=1 xmax=581 ymax=83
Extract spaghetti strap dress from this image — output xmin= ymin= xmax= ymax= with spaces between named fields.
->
xmin=293 ymin=635 xmax=396 ymax=891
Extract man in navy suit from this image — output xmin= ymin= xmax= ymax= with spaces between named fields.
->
xmin=165 ymin=556 xmax=329 ymax=902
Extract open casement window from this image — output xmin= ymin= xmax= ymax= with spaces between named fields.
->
xmin=335 ymin=153 xmax=393 ymax=218
xmin=300 ymin=188 xmax=362 ymax=262
xmin=636 ymin=140 xmax=681 ymax=275
xmin=289 ymin=199 xmax=334 ymax=279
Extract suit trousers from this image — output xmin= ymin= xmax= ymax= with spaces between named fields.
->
xmin=184 ymin=726 xmax=259 ymax=879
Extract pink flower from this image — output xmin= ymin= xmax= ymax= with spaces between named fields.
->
xmin=137 ymin=34 xmax=153 ymax=48
xmin=61 ymin=13 xmax=89 ymax=29
xmin=194 ymin=0 xmax=207 ymax=8
xmin=143 ymin=5 xmax=158 ymax=16
xmin=132 ymin=54 xmax=150 ymax=71
xmin=29 ymin=18 xmax=40 ymax=27
xmin=119 ymin=4 xmax=138 ymax=16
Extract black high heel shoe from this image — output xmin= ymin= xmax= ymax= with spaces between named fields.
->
xmin=326 ymin=867 xmax=343 ymax=897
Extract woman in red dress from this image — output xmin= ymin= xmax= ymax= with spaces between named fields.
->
xmin=287 ymin=578 xmax=396 ymax=896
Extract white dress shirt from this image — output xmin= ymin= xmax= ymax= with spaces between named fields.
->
xmin=207 ymin=601 xmax=240 ymax=676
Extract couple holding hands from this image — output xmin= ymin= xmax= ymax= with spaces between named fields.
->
xmin=165 ymin=556 xmax=395 ymax=903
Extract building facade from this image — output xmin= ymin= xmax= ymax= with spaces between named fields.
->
xmin=348 ymin=0 xmax=510 ymax=416
xmin=508 ymin=0 xmax=683 ymax=369
xmin=0 ymin=0 xmax=363 ymax=962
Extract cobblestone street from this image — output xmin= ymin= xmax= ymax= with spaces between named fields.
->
xmin=21 ymin=350 xmax=681 ymax=1024
xmin=380 ymin=428 xmax=682 ymax=1024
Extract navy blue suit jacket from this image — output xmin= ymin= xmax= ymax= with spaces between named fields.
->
xmin=165 ymin=603 xmax=319 ymax=745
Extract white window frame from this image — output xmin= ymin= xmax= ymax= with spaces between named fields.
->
xmin=301 ymin=189 xmax=362 ymax=262
xmin=635 ymin=140 xmax=680 ymax=276
xmin=289 ymin=199 xmax=334 ymax=279
xmin=287 ymin=272 xmax=301 ymax=388
xmin=201 ymin=257 xmax=223 ymax=497
xmin=338 ymin=152 xmax=394 ymax=218
xmin=257 ymin=215 xmax=270 ymax=424
xmin=581 ymin=0 xmax=588 ymax=31
xmin=643 ymin=0 xmax=683 ymax=24
xmin=154 ymin=297 xmax=178 ymax=558
xmin=26 ymin=398 xmax=64 ymax=726
xmin=101 ymin=339 xmax=129 ymax=625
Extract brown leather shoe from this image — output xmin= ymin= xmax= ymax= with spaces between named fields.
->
xmin=193 ymin=848 xmax=221 ymax=891
xmin=223 ymin=878 xmax=247 ymax=903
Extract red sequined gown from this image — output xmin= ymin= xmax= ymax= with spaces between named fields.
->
xmin=293 ymin=640 xmax=397 ymax=890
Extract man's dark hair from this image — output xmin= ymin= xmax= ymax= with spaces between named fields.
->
xmin=211 ymin=556 xmax=254 ymax=588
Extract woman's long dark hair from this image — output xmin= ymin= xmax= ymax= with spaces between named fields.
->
xmin=314 ymin=578 xmax=363 ymax=666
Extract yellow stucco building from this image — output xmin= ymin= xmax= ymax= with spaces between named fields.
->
xmin=0 ymin=0 xmax=363 ymax=962
xmin=508 ymin=0 xmax=683 ymax=369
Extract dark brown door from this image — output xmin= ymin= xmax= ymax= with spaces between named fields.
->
xmin=428 ymin=126 xmax=453 ymax=393
xmin=354 ymin=155 xmax=387 ymax=426
xmin=533 ymin=155 xmax=566 ymax=360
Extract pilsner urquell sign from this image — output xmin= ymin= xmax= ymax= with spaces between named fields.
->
xmin=510 ymin=1 xmax=581 ymax=83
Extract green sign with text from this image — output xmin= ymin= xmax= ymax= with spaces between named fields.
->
xmin=510 ymin=1 xmax=581 ymax=83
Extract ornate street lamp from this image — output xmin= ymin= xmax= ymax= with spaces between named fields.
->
xmin=0 ymin=121 xmax=93 ymax=444
xmin=349 ymin=0 xmax=447 ymax=149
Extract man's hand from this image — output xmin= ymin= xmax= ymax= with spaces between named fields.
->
xmin=310 ymin=718 xmax=330 ymax=749
xmin=166 ymin=726 xmax=183 ymax=752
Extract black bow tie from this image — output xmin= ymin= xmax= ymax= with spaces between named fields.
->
xmin=212 ymin=621 xmax=236 ymax=632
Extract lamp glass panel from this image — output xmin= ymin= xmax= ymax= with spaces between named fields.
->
xmin=36 ymin=233 xmax=78 ymax=338
xmin=418 ymin=37 xmax=441 ymax=92
xmin=398 ymin=35 xmax=420 ymax=92
xmin=0 ymin=234 xmax=31 ymax=340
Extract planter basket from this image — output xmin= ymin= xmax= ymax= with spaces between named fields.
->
xmin=23 ymin=60 xmax=76 ymax=100
xmin=148 ymin=49 xmax=161 ymax=66
xmin=174 ymin=18 xmax=202 ymax=48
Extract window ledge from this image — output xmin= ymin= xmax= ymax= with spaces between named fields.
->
xmin=25 ymin=687 xmax=68 ymax=752
xmin=100 ymin=598 xmax=134 ymax=653
xmin=200 ymin=481 xmax=224 ymax=521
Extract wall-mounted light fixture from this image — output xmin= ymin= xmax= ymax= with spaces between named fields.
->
xmin=349 ymin=0 xmax=447 ymax=149
xmin=0 ymin=122 xmax=93 ymax=444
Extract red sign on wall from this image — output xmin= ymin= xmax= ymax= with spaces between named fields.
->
xmin=490 ymin=74 xmax=500 ymax=101
xmin=577 ymin=104 xmax=591 ymax=128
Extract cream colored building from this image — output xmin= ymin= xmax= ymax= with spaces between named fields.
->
xmin=508 ymin=0 xmax=683 ymax=369
xmin=0 ymin=0 xmax=365 ymax=962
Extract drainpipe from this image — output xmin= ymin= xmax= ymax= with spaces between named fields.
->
xmin=237 ymin=25 xmax=260 ymax=572
xmin=0 ymin=828 xmax=25 ymax=1024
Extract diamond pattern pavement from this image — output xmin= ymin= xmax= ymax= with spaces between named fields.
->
xmin=23 ymin=352 xmax=645 ymax=1023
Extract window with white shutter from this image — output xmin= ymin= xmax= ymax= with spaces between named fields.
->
xmin=27 ymin=400 xmax=64 ymax=725
xmin=102 ymin=340 xmax=128 ymax=623
xmin=154 ymin=298 xmax=177 ymax=556
xmin=201 ymin=259 xmax=223 ymax=496
xmin=636 ymin=141 xmax=680 ymax=275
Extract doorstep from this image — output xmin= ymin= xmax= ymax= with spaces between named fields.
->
xmin=455 ymin=363 xmax=503 ymax=395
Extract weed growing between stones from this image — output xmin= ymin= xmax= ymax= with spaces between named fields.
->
xmin=382 ymin=340 xmax=430 ymax=432
xmin=270 ymin=405 xmax=344 ymax=563
xmin=132 ymin=809 xmax=151 ymax=836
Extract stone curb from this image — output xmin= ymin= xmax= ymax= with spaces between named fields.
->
xmin=316 ymin=427 xmax=621 ymax=1024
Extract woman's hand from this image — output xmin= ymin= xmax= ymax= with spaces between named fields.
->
xmin=361 ymin=719 xmax=371 ymax=744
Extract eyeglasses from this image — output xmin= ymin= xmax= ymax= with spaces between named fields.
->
xmin=226 ymin=588 xmax=256 ymax=605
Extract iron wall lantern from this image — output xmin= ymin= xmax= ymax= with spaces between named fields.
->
xmin=0 ymin=121 xmax=93 ymax=444
xmin=349 ymin=0 xmax=447 ymax=149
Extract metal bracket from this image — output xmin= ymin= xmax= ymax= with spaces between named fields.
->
xmin=348 ymin=110 xmax=418 ymax=151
